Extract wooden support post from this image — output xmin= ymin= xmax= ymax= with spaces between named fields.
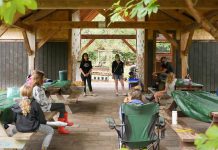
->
xmin=68 ymin=11 xmax=73 ymax=81
xmin=71 ymin=11 xmax=81 ymax=81
xmin=23 ymin=31 xmax=36 ymax=73
xmin=122 ymin=39 xmax=136 ymax=53
xmin=144 ymin=29 xmax=148 ymax=91
xmin=180 ymin=30 xmax=194 ymax=78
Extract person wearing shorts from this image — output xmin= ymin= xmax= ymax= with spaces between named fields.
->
xmin=112 ymin=54 xmax=126 ymax=96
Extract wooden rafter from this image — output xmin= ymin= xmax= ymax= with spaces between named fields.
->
xmin=37 ymin=0 xmax=218 ymax=10
xmin=97 ymin=9 xmax=107 ymax=17
xmin=81 ymin=10 xmax=99 ymax=21
xmin=22 ymin=10 xmax=56 ymax=23
xmin=81 ymin=34 xmax=136 ymax=39
xmin=37 ymin=30 xmax=60 ymax=49
xmin=22 ymin=30 xmax=35 ymax=55
xmin=185 ymin=0 xmax=218 ymax=40
xmin=30 ymin=21 xmax=183 ymax=29
xmin=159 ymin=30 xmax=178 ymax=48
xmin=80 ymin=39 xmax=95 ymax=53
xmin=0 ymin=25 xmax=8 ymax=37
xmin=182 ymin=11 xmax=218 ymax=32
xmin=161 ymin=10 xmax=194 ymax=23
xmin=13 ymin=21 xmax=34 ymax=31
xmin=122 ymin=39 xmax=136 ymax=53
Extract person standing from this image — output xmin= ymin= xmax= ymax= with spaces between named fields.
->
xmin=80 ymin=53 xmax=93 ymax=96
xmin=112 ymin=54 xmax=126 ymax=96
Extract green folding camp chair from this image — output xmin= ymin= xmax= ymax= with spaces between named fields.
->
xmin=106 ymin=102 xmax=165 ymax=150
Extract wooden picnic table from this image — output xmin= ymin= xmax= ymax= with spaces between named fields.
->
xmin=175 ymin=79 xmax=203 ymax=91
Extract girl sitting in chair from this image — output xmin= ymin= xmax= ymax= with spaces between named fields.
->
xmin=123 ymin=86 xmax=144 ymax=105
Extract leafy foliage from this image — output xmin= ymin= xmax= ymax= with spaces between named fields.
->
xmin=0 ymin=0 xmax=37 ymax=24
xmin=195 ymin=125 xmax=218 ymax=150
xmin=156 ymin=42 xmax=171 ymax=53
xmin=111 ymin=0 xmax=159 ymax=21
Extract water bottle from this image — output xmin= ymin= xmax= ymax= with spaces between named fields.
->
xmin=172 ymin=110 xmax=177 ymax=125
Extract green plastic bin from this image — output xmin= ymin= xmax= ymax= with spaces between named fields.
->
xmin=59 ymin=70 xmax=67 ymax=81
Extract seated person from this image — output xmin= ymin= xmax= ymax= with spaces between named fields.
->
xmin=153 ymin=73 xmax=177 ymax=103
xmin=123 ymin=86 xmax=144 ymax=104
xmin=11 ymin=84 xmax=54 ymax=150
xmin=31 ymin=70 xmax=73 ymax=134
xmin=119 ymin=86 xmax=145 ymax=119
xmin=152 ymin=57 xmax=174 ymax=90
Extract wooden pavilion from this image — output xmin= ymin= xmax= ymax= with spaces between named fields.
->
xmin=0 ymin=0 xmax=218 ymax=91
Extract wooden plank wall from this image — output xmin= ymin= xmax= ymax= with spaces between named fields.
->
xmin=35 ymin=42 xmax=68 ymax=80
xmin=189 ymin=40 xmax=218 ymax=91
xmin=0 ymin=42 xmax=28 ymax=89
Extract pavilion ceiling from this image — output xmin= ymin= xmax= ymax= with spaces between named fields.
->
xmin=1 ymin=0 xmax=218 ymax=41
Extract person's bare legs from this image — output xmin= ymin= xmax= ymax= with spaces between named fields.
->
xmin=114 ymin=79 xmax=119 ymax=95
xmin=119 ymin=79 xmax=126 ymax=95
xmin=154 ymin=91 xmax=164 ymax=102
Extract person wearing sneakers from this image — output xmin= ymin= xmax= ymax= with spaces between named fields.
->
xmin=79 ymin=53 xmax=94 ymax=96
xmin=112 ymin=54 xmax=126 ymax=96
xmin=31 ymin=70 xmax=73 ymax=134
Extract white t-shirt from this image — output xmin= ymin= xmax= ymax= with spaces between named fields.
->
xmin=166 ymin=78 xmax=177 ymax=96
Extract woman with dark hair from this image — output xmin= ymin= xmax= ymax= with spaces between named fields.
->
xmin=80 ymin=53 xmax=93 ymax=96
xmin=112 ymin=54 xmax=126 ymax=96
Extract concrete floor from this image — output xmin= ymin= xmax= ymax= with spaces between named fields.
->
xmin=24 ymin=82 xmax=209 ymax=150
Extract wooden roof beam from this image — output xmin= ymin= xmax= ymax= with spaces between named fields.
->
xmin=37 ymin=29 xmax=60 ymax=49
xmin=0 ymin=25 xmax=9 ymax=37
xmin=159 ymin=30 xmax=178 ymax=48
xmin=81 ymin=10 xmax=99 ymax=21
xmin=37 ymin=0 xmax=218 ymax=10
xmin=30 ymin=21 xmax=183 ymax=30
xmin=122 ymin=39 xmax=136 ymax=53
xmin=22 ymin=10 xmax=56 ymax=23
xmin=185 ymin=0 xmax=218 ymax=40
xmin=81 ymin=34 xmax=136 ymax=39
xmin=80 ymin=39 xmax=95 ymax=54
xmin=161 ymin=10 xmax=194 ymax=23
xmin=22 ymin=30 xmax=35 ymax=55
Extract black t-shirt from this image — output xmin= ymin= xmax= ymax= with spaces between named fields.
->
xmin=161 ymin=62 xmax=174 ymax=73
xmin=112 ymin=61 xmax=124 ymax=75
xmin=80 ymin=61 xmax=92 ymax=74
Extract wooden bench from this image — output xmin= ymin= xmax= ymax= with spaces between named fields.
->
xmin=161 ymin=109 xmax=197 ymax=150
xmin=44 ymin=111 xmax=58 ymax=121
xmin=0 ymin=111 xmax=58 ymax=150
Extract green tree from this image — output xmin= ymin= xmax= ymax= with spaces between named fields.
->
xmin=111 ymin=0 xmax=159 ymax=21
xmin=0 ymin=0 xmax=37 ymax=24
